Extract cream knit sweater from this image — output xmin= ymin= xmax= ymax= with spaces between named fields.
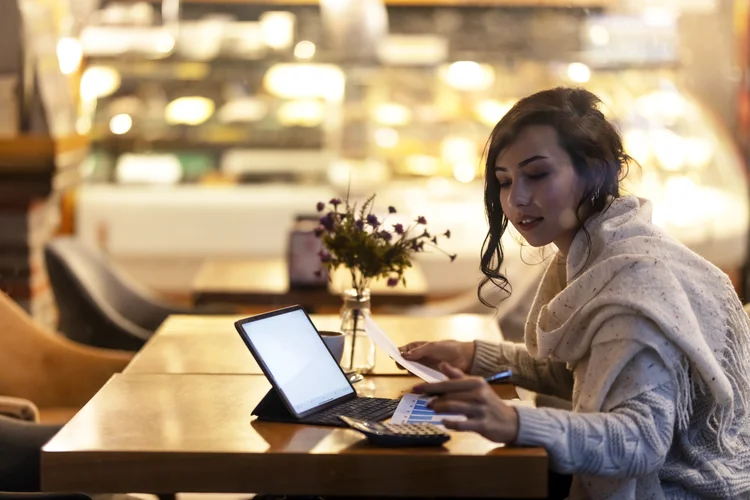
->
xmin=471 ymin=196 xmax=750 ymax=499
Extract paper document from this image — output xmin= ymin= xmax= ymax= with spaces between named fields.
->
xmin=390 ymin=393 xmax=535 ymax=426
xmin=390 ymin=393 xmax=466 ymax=425
xmin=364 ymin=316 xmax=447 ymax=383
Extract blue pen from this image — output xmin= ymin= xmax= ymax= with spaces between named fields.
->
xmin=423 ymin=369 xmax=513 ymax=405
xmin=484 ymin=369 xmax=513 ymax=384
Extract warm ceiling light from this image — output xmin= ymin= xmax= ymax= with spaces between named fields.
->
xmin=566 ymin=62 xmax=591 ymax=83
xmin=294 ymin=41 xmax=316 ymax=60
xmin=264 ymin=64 xmax=345 ymax=100
xmin=588 ymin=25 xmax=610 ymax=46
xmin=154 ymin=31 xmax=176 ymax=54
xmin=453 ymin=162 xmax=477 ymax=183
xmin=439 ymin=61 xmax=495 ymax=92
xmin=165 ymin=96 xmax=215 ymax=125
xmin=80 ymin=66 xmax=121 ymax=100
xmin=260 ymin=11 xmax=295 ymax=50
xmin=109 ymin=114 xmax=133 ymax=135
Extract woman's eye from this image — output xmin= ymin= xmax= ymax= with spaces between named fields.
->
xmin=527 ymin=172 xmax=548 ymax=181
xmin=497 ymin=180 xmax=511 ymax=189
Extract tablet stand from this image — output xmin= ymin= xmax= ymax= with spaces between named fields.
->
xmin=251 ymin=388 xmax=300 ymax=424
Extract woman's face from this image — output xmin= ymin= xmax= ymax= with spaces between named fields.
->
xmin=494 ymin=125 xmax=586 ymax=255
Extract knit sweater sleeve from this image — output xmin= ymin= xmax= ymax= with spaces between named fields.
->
xmin=470 ymin=340 xmax=574 ymax=401
xmin=513 ymin=347 xmax=676 ymax=478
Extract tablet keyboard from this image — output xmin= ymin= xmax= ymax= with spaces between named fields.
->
xmin=298 ymin=397 xmax=399 ymax=427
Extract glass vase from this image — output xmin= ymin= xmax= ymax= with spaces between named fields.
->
xmin=340 ymin=287 xmax=376 ymax=377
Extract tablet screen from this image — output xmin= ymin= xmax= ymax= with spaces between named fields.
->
xmin=238 ymin=308 xmax=354 ymax=415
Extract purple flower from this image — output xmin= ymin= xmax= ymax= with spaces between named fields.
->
xmin=444 ymin=229 xmax=451 ymax=239
xmin=411 ymin=240 xmax=425 ymax=252
xmin=367 ymin=214 xmax=380 ymax=228
xmin=431 ymin=236 xmax=437 ymax=244
xmin=314 ymin=226 xmax=325 ymax=237
xmin=387 ymin=277 xmax=399 ymax=287
xmin=416 ymin=216 xmax=427 ymax=225
xmin=393 ymin=223 xmax=404 ymax=235
xmin=329 ymin=198 xmax=342 ymax=207
xmin=449 ymin=254 xmax=457 ymax=262
xmin=318 ymin=251 xmax=332 ymax=263
xmin=380 ymin=231 xmax=392 ymax=242
xmin=388 ymin=206 xmax=397 ymax=214
xmin=421 ymin=230 xmax=431 ymax=239
xmin=355 ymin=219 xmax=365 ymax=231
xmin=316 ymin=201 xmax=325 ymax=212
xmin=319 ymin=213 xmax=335 ymax=231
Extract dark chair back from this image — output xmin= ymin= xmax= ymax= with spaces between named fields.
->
xmin=0 ymin=416 xmax=62 ymax=493
xmin=44 ymin=237 xmax=187 ymax=350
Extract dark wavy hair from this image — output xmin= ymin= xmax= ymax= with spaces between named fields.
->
xmin=478 ymin=87 xmax=634 ymax=308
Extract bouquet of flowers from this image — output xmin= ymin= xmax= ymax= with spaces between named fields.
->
xmin=314 ymin=194 xmax=456 ymax=298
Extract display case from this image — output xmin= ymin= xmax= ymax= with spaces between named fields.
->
xmin=69 ymin=0 xmax=747 ymax=297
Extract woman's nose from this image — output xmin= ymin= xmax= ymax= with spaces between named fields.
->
xmin=508 ymin=181 xmax=531 ymax=207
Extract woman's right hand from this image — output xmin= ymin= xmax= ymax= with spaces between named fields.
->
xmin=399 ymin=340 xmax=476 ymax=373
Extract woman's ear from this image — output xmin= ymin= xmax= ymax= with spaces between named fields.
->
xmin=589 ymin=161 xmax=611 ymax=200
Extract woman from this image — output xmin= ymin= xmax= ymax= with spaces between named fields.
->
xmin=401 ymin=87 xmax=750 ymax=499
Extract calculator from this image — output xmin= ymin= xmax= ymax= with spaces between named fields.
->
xmin=339 ymin=416 xmax=451 ymax=447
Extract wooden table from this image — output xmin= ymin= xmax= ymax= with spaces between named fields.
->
xmin=42 ymin=374 xmax=548 ymax=497
xmin=191 ymin=258 xmax=428 ymax=309
xmin=124 ymin=314 xmax=502 ymax=375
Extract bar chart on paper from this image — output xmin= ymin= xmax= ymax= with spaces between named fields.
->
xmin=390 ymin=393 xmax=466 ymax=425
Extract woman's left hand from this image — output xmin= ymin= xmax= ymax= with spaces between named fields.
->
xmin=412 ymin=363 xmax=519 ymax=444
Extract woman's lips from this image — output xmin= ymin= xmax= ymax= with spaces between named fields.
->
xmin=517 ymin=217 xmax=543 ymax=231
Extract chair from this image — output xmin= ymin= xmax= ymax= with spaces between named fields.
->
xmin=0 ymin=291 xmax=131 ymax=497
xmin=0 ymin=290 xmax=131 ymax=412
xmin=0 ymin=414 xmax=63 ymax=493
xmin=0 ymin=410 xmax=103 ymax=499
xmin=45 ymin=237 xmax=206 ymax=351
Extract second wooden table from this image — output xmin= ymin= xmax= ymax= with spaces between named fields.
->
xmin=192 ymin=258 xmax=428 ymax=309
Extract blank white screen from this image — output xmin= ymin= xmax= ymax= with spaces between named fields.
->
xmin=240 ymin=309 xmax=354 ymax=414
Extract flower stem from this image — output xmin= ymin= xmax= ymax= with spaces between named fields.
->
xmin=350 ymin=304 xmax=359 ymax=372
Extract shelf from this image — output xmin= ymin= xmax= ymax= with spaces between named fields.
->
xmin=0 ymin=135 xmax=89 ymax=173
xmin=120 ymin=0 xmax=613 ymax=7
xmin=0 ymin=135 xmax=87 ymax=203
xmin=92 ymin=136 xmax=324 ymax=153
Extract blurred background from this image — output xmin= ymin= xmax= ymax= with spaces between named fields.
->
xmin=2 ymin=0 xmax=750 ymax=329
